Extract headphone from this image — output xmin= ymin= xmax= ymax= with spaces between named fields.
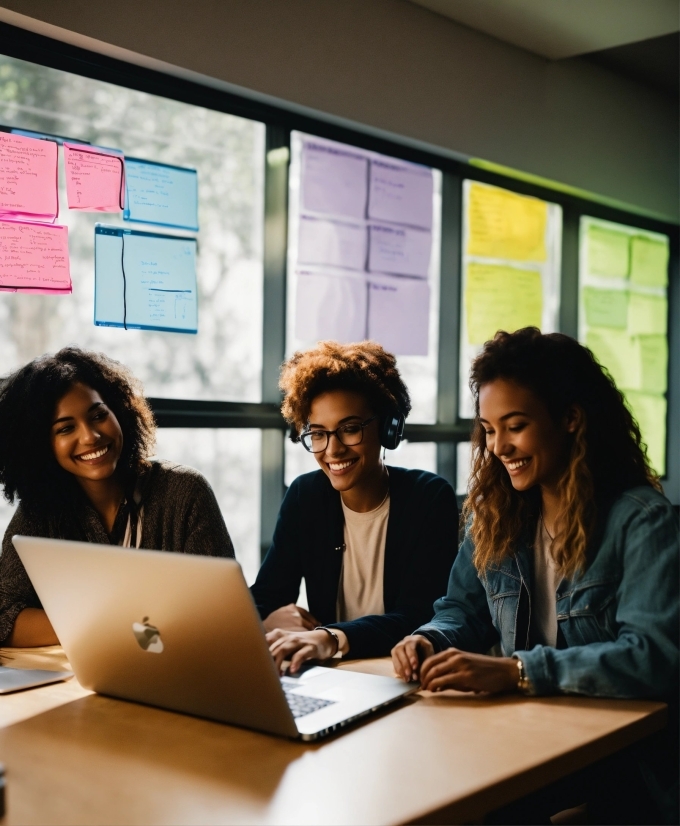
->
xmin=380 ymin=409 xmax=405 ymax=451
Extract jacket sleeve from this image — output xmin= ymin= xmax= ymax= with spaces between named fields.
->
xmin=182 ymin=474 xmax=235 ymax=558
xmin=327 ymin=476 xmax=461 ymax=658
xmin=414 ymin=524 xmax=500 ymax=655
xmin=518 ymin=497 xmax=679 ymax=699
xmin=0 ymin=506 xmax=44 ymax=643
xmin=249 ymin=480 xmax=304 ymax=621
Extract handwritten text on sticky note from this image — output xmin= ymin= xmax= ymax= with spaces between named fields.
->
xmin=0 ymin=132 xmax=59 ymax=223
xmin=64 ymin=143 xmax=125 ymax=212
xmin=0 ymin=220 xmax=71 ymax=294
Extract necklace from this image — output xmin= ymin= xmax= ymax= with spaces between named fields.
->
xmin=540 ymin=510 xmax=555 ymax=542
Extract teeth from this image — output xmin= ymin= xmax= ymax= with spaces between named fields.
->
xmin=507 ymin=458 xmax=530 ymax=470
xmin=329 ymin=460 xmax=357 ymax=471
xmin=79 ymin=446 xmax=109 ymax=461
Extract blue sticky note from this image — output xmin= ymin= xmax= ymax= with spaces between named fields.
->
xmin=94 ymin=225 xmax=198 ymax=334
xmin=124 ymin=158 xmax=198 ymax=231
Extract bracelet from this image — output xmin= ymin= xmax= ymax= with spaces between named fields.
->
xmin=314 ymin=626 xmax=340 ymax=658
xmin=514 ymin=656 xmax=532 ymax=694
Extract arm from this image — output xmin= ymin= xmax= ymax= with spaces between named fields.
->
xmin=7 ymin=608 xmax=58 ymax=647
xmin=182 ymin=474 xmax=235 ymax=558
xmin=519 ymin=498 xmax=679 ymax=699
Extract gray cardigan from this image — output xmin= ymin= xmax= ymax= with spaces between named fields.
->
xmin=0 ymin=460 xmax=234 ymax=642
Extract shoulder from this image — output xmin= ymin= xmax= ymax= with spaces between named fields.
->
xmin=139 ymin=460 xmax=215 ymax=500
xmin=608 ymin=485 xmax=675 ymax=524
xmin=387 ymin=466 xmax=454 ymax=497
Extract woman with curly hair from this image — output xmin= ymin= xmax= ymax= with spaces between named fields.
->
xmin=0 ymin=347 xmax=234 ymax=647
xmin=392 ymin=327 xmax=678 ymax=823
xmin=251 ymin=340 xmax=457 ymax=672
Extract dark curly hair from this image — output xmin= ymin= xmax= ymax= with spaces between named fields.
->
xmin=280 ymin=340 xmax=411 ymax=441
xmin=0 ymin=347 xmax=156 ymax=517
xmin=465 ymin=327 xmax=660 ymax=579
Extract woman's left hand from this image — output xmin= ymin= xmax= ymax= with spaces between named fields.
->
xmin=419 ymin=648 xmax=519 ymax=694
xmin=266 ymin=628 xmax=337 ymax=674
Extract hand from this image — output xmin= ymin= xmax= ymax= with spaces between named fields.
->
xmin=391 ymin=635 xmax=435 ymax=682
xmin=262 ymin=604 xmax=320 ymax=633
xmin=419 ymin=648 xmax=519 ymax=694
xmin=266 ymin=628 xmax=336 ymax=674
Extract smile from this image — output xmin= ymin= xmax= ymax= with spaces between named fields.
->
xmin=506 ymin=457 xmax=531 ymax=471
xmin=327 ymin=458 xmax=359 ymax=472
xmin=75 ymin=445 xmax=111 ymax=462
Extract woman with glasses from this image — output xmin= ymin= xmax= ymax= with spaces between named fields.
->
xmin=250 ymin=340 xmax=458 ymax=673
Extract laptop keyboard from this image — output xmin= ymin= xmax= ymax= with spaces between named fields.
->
xmin=281 ymin=681 xmax=337 ymax=719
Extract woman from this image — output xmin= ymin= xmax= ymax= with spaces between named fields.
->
xmin=392 ymin=328 xmax=678 ymax=823
xmin=0 ymin=347 xmax=234 ymax=646
xmin=250 ymin=340 xmax=457 ymax=673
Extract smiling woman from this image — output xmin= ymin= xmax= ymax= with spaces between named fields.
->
xmin=0 ymin=348 xmax=235 ymax=647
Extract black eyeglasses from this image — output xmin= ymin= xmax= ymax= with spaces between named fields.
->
xmin=300 ymin=415 xmax=379 ymax=453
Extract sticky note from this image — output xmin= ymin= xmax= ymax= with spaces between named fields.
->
xmin=628 ymin=293 xmax=667 ymax=336
xmin=0 ymin=132 xmax=58 ymax=223
xmin=295 ymin=270 xmax=367 ymax=343
xmin=298 ymin=216 xmax=366 ymax=271
xmin=64 ymin=143 xmax=125 ymax=212
xmin=368 ymin=161 xmax=433 ymax=230
xmin=368 ymin=224 xmax=431 ymax=278
xmin=583 ymin=286 xmax=628 ymax=329
xmin=0 ymin=220 xmax=71 ymax=294
xmin=465 ymin=263 xmax=542 ymax=345
xmin=630 ymin=236 xmax=669 ymax=288
xmin=635 ymin=335 xmax=668 ymax=395
xmin=467 ymin=183 xmax=547 ymax=262
xmin=586 ymin=226 xmax=629 ymax=278
xmin=367 ymin=274 xmax=430 ymax=356
xmin=302 ymin=142 xmax=368 ymax=220
xmin=124 ymin=159 xmax=198 ymax=231
xmin=623 ymin=391 xmax=666 ymax=476
xmin=586 ymin=328 xmax=636 ymax=390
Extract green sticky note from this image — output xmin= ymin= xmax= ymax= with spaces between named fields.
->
xmin=623 ymin=390 xmax=667 ymax=476
xmin=635 ymin=335 xmax=668 ymax=395
xmin=465 ymin=263 xmax=542 ymax=345
xmin=630 ymin=236 xmax=669 ymax=288
xmin=583 ymin=287 xmax=628 ymax=328
xmin=587 ymin=226 xmax=629 ymax=278
xmin=628 ymin=293 xmax=668 ymax=336
xmin=586 ymin=328 xmax=637 ymax=390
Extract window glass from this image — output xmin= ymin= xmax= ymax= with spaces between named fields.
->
xmin=0 ymin=54 xmax=265 ymax=402
xmin=456 ymin=441 xmax=472 ymax=496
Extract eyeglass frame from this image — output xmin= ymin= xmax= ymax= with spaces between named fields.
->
xmin=300 ymin=415 xmax=379 ymax=453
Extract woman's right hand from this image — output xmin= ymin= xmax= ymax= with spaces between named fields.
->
xmin=391 ymin=634 xmax=435 ymax=682
xmin=262 ymin=604 xmax=320 ymax=633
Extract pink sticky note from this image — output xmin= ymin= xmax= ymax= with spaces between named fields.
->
xmin=64 ymin=143 xmax=125 ymax=212
xmin=0 ymin=132 xmax=59 ymax=223
xmin=0 ymin=220 xmax=71 ymax=294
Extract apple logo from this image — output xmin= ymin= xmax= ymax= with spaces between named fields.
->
xmin=132 ymin=617 xmax=164 ymax=653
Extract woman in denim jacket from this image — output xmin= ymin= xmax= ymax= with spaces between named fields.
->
xmin=392 ymin=328 xmax=678 ymax=823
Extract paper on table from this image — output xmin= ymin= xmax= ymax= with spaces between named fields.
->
xmin=586 ymin=226 xmax=629 ymax=278
xmin=301 ymin=142 xmax=368 ymax=220
xmin=467 ymin=183 xmax=547 ymax=262
xmin=368 ymin=224 xmax=431 ymax=278
xmin=64 ymin=143 xmax=125 ymax=212
xmin=124 ymin=159 xmax=198 ymax=231
xmin=0 ymin=132 xmax=58 ymax=223
xmin=586 ymin=328 xmax=636 ymax=390
xmin=465 ymin=263 xmax=542 ymax=345
xmin=583 ymin=286 xmax=628 ymax=328
xmin=368 ymin=161 xmax=433 ymax=229
xmin=0 ymin=220 xmax=70 ymax=294
xmin=623 ymin=390 xmax=666 ymax=475
xmin=298 ymin=215 xmax=366 ymax=270
xmin=295 ymin=270 xmax=367 ymax=343
xmin=628 ymin=293 xmax=667 ymax=336
xmin=630 ymin=236 xmax=669 ymax=288
xmin=367 ymin=275 xmax=430 ymax=356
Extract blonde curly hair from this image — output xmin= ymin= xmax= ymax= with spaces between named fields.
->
xmin=279 ymin=340 xmax=411 ymax=441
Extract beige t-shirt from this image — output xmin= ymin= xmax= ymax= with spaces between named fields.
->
xmin=532 ymin=518 xmax=561 ymax=647
xmin=336 ymin=494 xmax=390 ymax=623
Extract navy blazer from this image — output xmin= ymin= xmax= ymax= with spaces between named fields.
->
xmin=250 ymin=466 xmax=458 ymax=658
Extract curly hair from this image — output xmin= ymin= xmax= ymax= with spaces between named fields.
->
xmin=464 ymin=327 xmax=660 ymax=579
xmin=0 ymin=347 xmax=156 ymax=517
xmin=280 ymin=340 xmax=411 ymax=440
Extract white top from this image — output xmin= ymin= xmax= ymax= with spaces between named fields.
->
xmin=336 ymin=493 xmax=390 ymax=623
xmin=532 ymin=517 xmax=561 ymax=647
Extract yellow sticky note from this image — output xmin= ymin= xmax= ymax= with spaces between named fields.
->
xmin=630 ymin=236 xmax=669 ymax=288
xmin=587 ymin=226 xmax=629 ymax=278
xmin=583 ymin=287 xmax=628 ymax=329
xmin=623 ymin=390 xmax=667 ymax=476
xmin=634 ymin=335 xmax=668 ymax=395
xmin=465 ymin=263 xmax=542 ymax=345
xmin=468 ymin=183 xmax=547 ymax=262
xmin=628 ymin=293 xmax=668 ymax=336
xmin=586 ymin=328 xmax=636 ymax=390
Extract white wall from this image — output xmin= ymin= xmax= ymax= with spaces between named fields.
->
xmin=0 ymin=0 xmax=677 ymax=221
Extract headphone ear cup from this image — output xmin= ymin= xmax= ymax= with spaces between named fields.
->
xmin=380 ymin=411 xmax=405 ymax=451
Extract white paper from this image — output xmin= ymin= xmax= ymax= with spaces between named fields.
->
xmin=367 ymin=275 xmax=430 ymax=356
xmin=302 ymin=142 xmax=368 ymax=219
xmin=295 ymin=270 xmax=367 ymax=343
xmin=298 ymin=215 xmax=366 ymax=270
xmin=368 ymin=161 xmax=433 ymax=229
xmin=368 ymin=224 xmax=431 ymax=278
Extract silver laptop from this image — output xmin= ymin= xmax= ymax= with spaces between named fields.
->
xmin=13 ymin=535 xmax=417 ymax=740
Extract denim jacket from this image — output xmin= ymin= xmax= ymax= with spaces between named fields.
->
xmin=417 ymin=486 xmax=679 ymax=700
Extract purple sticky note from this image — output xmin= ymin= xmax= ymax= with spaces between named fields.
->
xmin=64 ymin=143 xmax=125 ymax=212
xmin=0 ymin=220 xmax=71 ymax=294
xmin=0 ymin=132 xmax=59 ymax=223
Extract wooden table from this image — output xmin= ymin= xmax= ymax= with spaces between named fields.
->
xmin=0 ymin=647 xmax=667 ymax=825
